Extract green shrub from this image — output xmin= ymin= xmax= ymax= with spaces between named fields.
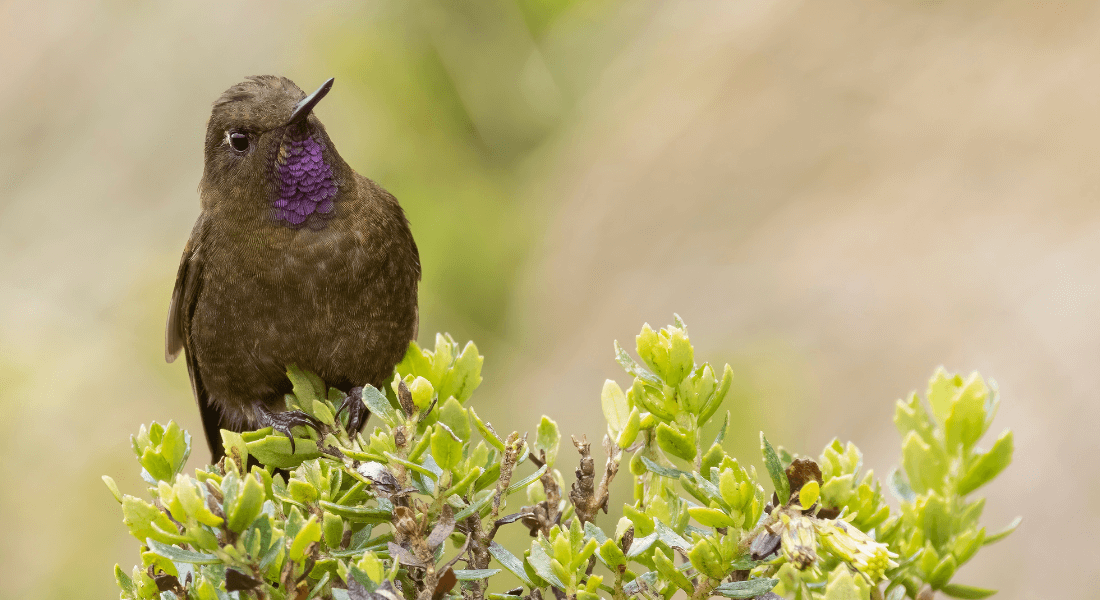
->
xmin=105 ymin=317 xmax=1017 ymax=599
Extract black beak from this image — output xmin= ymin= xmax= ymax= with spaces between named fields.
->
xmin=287 ymin=78 xmax=334 ymax=125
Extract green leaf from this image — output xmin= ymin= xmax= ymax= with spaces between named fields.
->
xmin=700 ymin=365 xmax=733 ymax=424
xmin=688 ymin=506 xmax=739 ymax=529
xmin=799 ymin=480 xmax=820 ymax=510
xmin=583 ymin=521 xmax=610 ymax=544
xmin=654 ymin=547 xmax=694 ymax=590
xmin=617 ymin=407 xmax=642 ymax=448
xmin=438 ymin=397 xmax=472 ymax=441
xmin=888 ymin=468 xmax=916 ymax=503
xmin=884 ymin=584 xmax=907 ymax=600
xmin=122 ymin=496 xmax=186 ymax=545
xmin=469 ymin=408 xmax=505 ymax=452
xmin=489 ymin=541 xmax=533 ymax=587
xmin=683 ymin=473 xmax=729 ymax=512
xmin=656 ymin=422 xmax=696 ymax=461
xmin=430 ymin=333 xmax=456 ymax=383
xmin=145 ymin=539 xmax=220 ymax=565
xmin=983 ymin=516 xmax=1021 ymax=545
xmin=311 ymin=399 xmax=336 ymax=427
xmin=918 ymin=492 xmax=954 ymax=549
xmin=713 ymin=410 xmax=730 ymax=447
xmin=956 ymin=430 xmax=1013 ymax=496
xmin=287 ymin=364 xmax=324 ymax=405
xmin=448 ymin=466 xmax=483 ymax=497
xmin=454 ymin=490 xmax=495 ymax=521
xmin=761 ymin=433 xmax=790 ymax=503
xmin=939 ymin=583 xmax=997 ymax=599
xmin=951 ymin=527 xmax=986 ymax=565
xmin=439 ymin=340 xmax=483 ymax=403
xmin=360 ymin=385 xmax=399 ymax=428
xmin=507 ymin=464 xmax=549 ymax=494
xmin=597 ymin=539 xmax=627 ymax=569
xmin=396 ymin=341 xmax=432 ymax=381
xmin=902 ymin=431 xmax=946 ymax=494
xmin=528 ymin=539 xmax=568 ymax=589
xmin=823 ymin=567 xmax=868 ymax=600
xmin=944 ymin=374 xmax=989 ymax=452
xmin=700 ymin=443 xmax=725 ymax=477
xmin=319 ymin=500 xmax=393 ymax=524
xmin=601 ymin=380 xmax=631 ymax=432
xmin=927 ymin=367 xmax=963 ymax=423
xmin=713 ymin=579 xmax=779 ymax=598
xmin=113 ymin=564 xmax=135 ymax=596
xmin=635 ymin=323 xmax=665 ymax=378
xmin=453 ymin=569 xmax=501 ymax=580
xmin=535 ymin=416 xmax=561 ymax=467
xmin=622 ymin=571 xmax=659 ymax=597
xmin=895 ymin=392 xmax=935 ymax=443
xmin=159 ymin=421 xmax=190 ymax=478
xmin=653 ymin=521 xmax=692 ymax=552
xmin=684 ymin=364 xmax=715 ymax=415
xmin=323 ymin=512 xmax=344 ymax=549
xmin=227 ymin=473 xmax=266 ymax=533
xmin=615 ymin=340 xmax=664 ymax=387
xmin=625 ymin=532 xmax=658 ymax=558
xmin=928 ymin=554 xmax=958 ymax=589
xmin=640 ymin=456 xmax=690 ymax=480
xmin=384 ymin=452 xmax=439 ymax=480
xmin=246 ymin=434 xmax=320 ymax=469
xmin=102 ymin=476 xmax=122 ymax=503
xmin=631 ymin=379 xmax=676 ymax=421
xmin=431 ymin=422 xmax=464 ymax=471
xmin=290 ymin=515 xmax=322 ymax=561
xmin=288 ymin=479 xmax=319 ymax=504
xmin=220 ymin=430 xmax=249 ymax=472
xmin=665 ymin=329 xmax=694 ymax=386
xmin=139 ymin=449 xmax=173 ymax=483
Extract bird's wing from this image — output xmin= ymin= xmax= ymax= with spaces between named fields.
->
xmin=165 ymin=216 xmax=226 ymax=459
xmin=166 ymin=217 xmax=205 ymax=363
xmin=410 ymin=229 xmax=421 ymax=340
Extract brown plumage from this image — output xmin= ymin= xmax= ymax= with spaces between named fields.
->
xmin=166 ymin=76 xmax=420 ymax=461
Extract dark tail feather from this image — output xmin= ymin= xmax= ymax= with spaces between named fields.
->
xmin=185 ymin=348 xmax=226 ymax=462
xmin=199 ymin=391 xmax=226 ymax=463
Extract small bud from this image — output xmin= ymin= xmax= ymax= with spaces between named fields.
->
xmin=408 ymin=376 xmax=435 ymax=411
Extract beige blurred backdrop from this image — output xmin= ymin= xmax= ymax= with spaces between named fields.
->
xmin=0 ymin=1 xmax=1094 ymax=598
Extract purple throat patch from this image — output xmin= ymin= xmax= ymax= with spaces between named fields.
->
xmin=272 ymin=135 xmax=337 ymax=227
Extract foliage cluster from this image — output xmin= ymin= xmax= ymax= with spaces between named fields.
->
xmin=106 ymin=317 xmax=1017 ymax=600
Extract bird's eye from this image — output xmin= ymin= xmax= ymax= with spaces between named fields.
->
xmin=228 ymin=131 xmax=250 ymax=153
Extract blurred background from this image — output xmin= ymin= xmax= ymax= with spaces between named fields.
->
xmin=0 ymin=0 xmax=1095 ymax=598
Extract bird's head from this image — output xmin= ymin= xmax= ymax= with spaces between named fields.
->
xmin=201 ymin=76 xmax=347 ymax=229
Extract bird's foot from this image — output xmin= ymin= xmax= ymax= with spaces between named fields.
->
xmin=334 ymin=386 xmax=370 ymax=434
xmin=257 ymin=406 xmax=323 ymax=454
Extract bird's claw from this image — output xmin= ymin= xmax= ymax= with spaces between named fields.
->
xmin=258 ymin=408 xmax=323 ymax=454
xmin=334 ymin=386 xmax=370 ymax=434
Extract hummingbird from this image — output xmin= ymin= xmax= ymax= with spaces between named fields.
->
xmin=166 ymin=76 xmax=420 ymax=461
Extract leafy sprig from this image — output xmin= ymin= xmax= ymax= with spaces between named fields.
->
xmin=107 ymin=318 xmax=1017 ymax=600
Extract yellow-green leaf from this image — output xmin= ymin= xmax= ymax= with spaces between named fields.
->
xmin=799 ymin=480 xmax=820 ymax=510
xmin=227 ymin=473 xmax=266 ymax=533
xmin=601 ymin=380 xmax=631 ymax=432
xmin=688 ymin=506 xmax=740 ymax=529
xmin=956 ymin=431 xmax=1013 ymax=496
xmin=656 ymin=422 xmax=696 ymax=462
xmin=290 ymin=516 xmax=322 ymax=561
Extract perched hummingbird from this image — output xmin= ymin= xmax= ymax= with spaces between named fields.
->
xmin=166 ymin=76 xmax=420 ymax=461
